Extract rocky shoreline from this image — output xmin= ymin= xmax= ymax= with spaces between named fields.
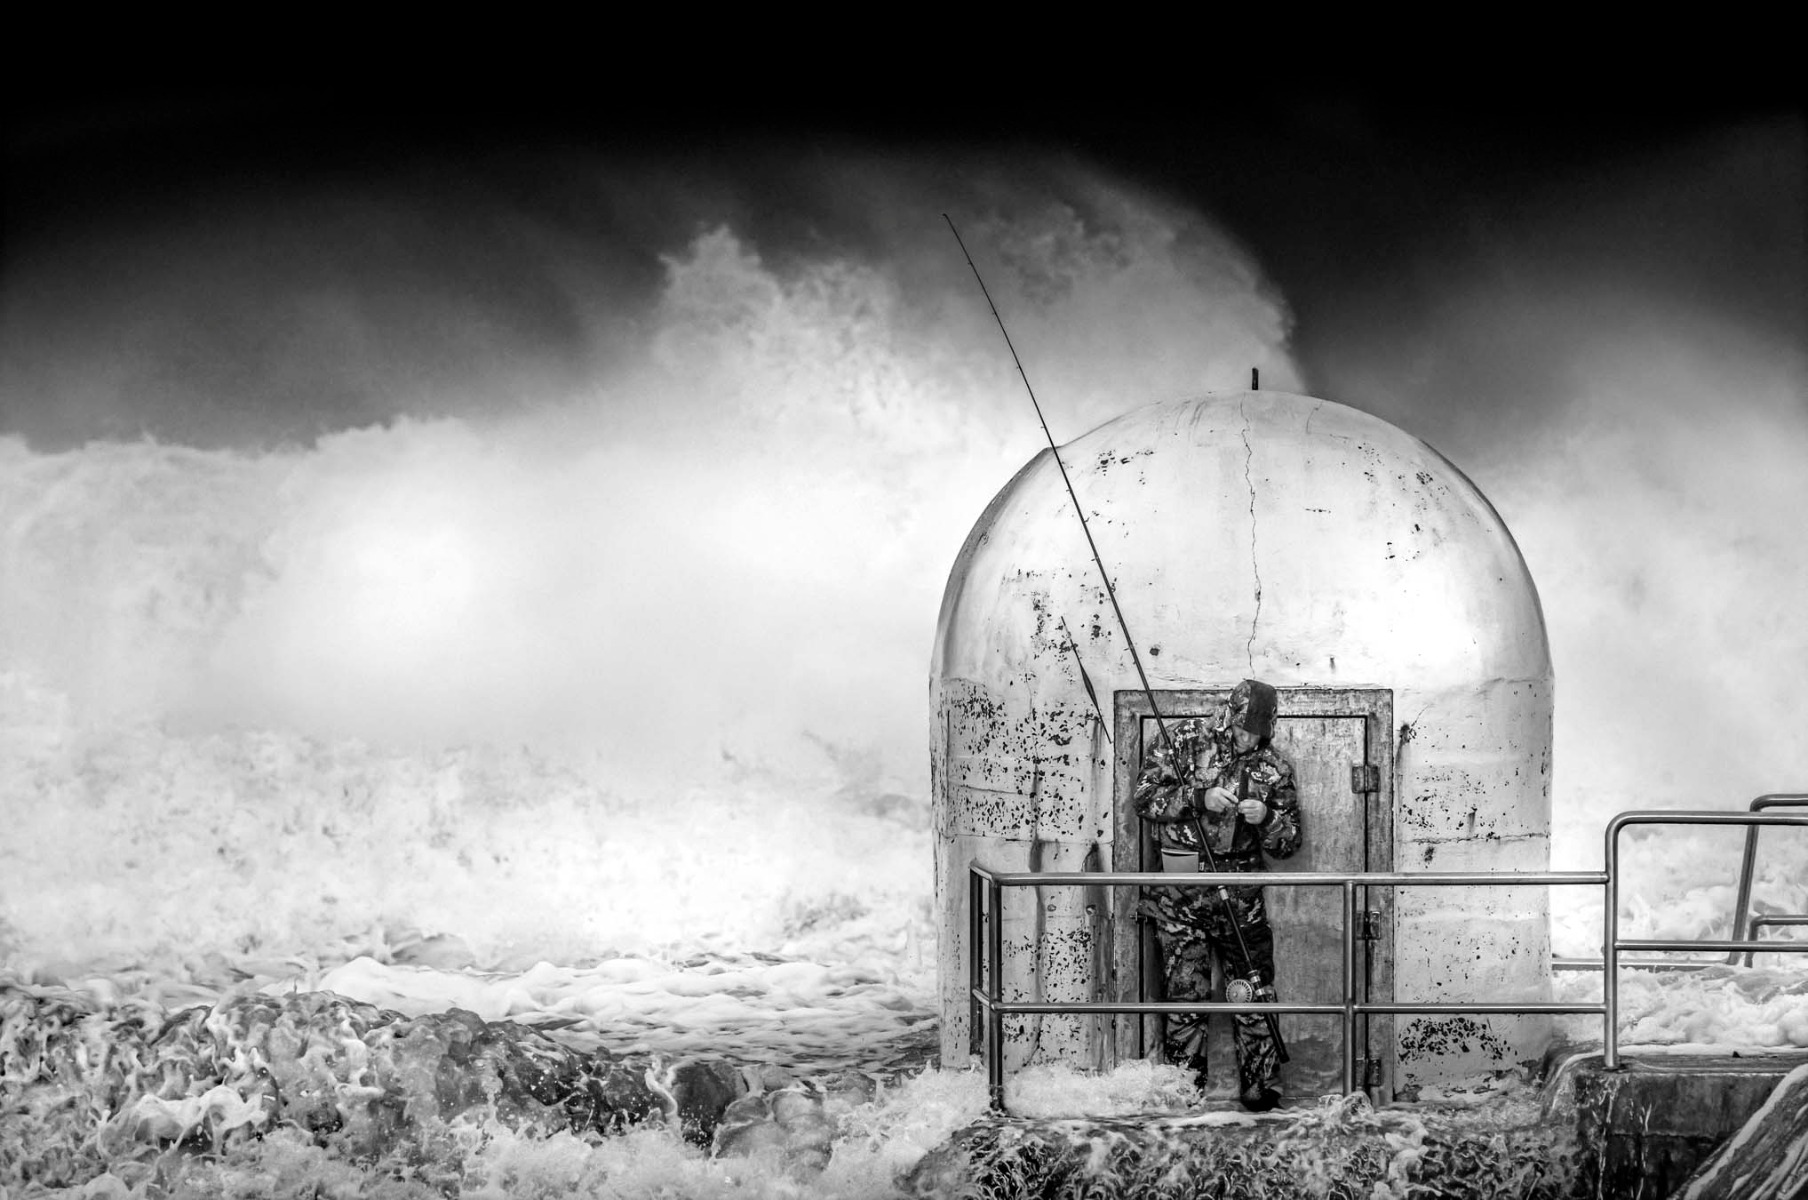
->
xmin=1 ymin=983 xmax=908 ymax=1193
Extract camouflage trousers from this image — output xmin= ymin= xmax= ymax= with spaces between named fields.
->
xmin=1139 ymin=882 xmax=1281 ymax=1101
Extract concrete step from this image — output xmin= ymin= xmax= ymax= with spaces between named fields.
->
xmin=1544 ymin=1049 xmax=1808 ymax=1198
xmin=1674 ymin=1061 xmax=1808 ymax=1200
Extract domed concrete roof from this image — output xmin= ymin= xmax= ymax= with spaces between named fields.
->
xmin=934 ymin=391 xmax=1549 ymax=696
xmin=930 ymin=391 xmax=1554 ymax=1087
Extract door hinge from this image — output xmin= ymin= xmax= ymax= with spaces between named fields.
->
xmin=1359 ymin=910 xmax=1384 ymax=942
xmin=1350 ymin=763 xmax=1379 ymax=794
xmin=1362 ymin=1057 xmax=1385 ymax=1089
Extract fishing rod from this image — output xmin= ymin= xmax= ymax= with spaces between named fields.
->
xmin=1057 ymin=617 xmax=1110 ymax=745
xmin=945 ymin=214 xmax=1287 ymax=1063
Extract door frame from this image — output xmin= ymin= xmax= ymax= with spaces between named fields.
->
xmin=1108 ymin=685 xmax=1395 ymax=1096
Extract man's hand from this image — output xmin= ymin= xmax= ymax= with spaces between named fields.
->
xmin=1238 ymin=798 xmax=1268 ymax=825
xmin=1197 ymin=786 xmax=1238 ymax=816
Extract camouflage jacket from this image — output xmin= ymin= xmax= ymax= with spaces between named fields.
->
xmin=1132 ymin=717 xmax=1303 ymax=862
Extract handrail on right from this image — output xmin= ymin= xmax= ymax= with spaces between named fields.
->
xmin=1603 ymin=810 xmax=1808 ymax=1068
xmin=1727 ymin=794 xmax=1808 ymax=966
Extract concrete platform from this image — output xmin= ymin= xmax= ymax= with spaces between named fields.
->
xmin=905 ymin=1050 xmax=1808 ymax=1199
xmin=1676 ymin=1061 xmax=1808 ymax=1199
xmin=1544 ymin=1048 xmax=1808 ymax=1199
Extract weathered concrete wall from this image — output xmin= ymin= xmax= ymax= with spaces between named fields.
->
xmin=931 ymin=392 xmax=1554 ymax=1085
xmin=934 ymin=679 xmax=1114 ymax=1068
xmin=1393 ymin=678 xmax=1554 ymax=1082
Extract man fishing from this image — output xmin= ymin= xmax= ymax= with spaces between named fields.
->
xmin=942 ymin=217 xmax=1304 ymax=1111
xmin=1134 ymin=678 xmax=1302 ymax=1112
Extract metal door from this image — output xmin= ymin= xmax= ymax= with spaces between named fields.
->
xmin=1110 ymin=686 xmax=1394 ymax=1102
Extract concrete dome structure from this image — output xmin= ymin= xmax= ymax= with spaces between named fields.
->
xmin=931 ymin=391 xmax=1552 ymax=1096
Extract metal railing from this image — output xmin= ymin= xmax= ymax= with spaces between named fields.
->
xmin=1728 ymin=795 xmax=1808 ymax=966
xmin=1603 ymin=810 xmax=1808 ymax=1066
xmin=968 ymin=809 xmax=1808 ymax=1112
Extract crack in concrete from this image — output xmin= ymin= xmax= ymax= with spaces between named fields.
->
xmin=1241 ymin=399 xmax=1261 ymax=670
xmin=1302 ymin=397 xmax=1364 ymax=446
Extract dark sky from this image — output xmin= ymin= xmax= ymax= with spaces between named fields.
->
xmin=5 ymin=85 xmax=1803 ymax=450
xmin=3 ymin=82 xmax=1804 ymax=813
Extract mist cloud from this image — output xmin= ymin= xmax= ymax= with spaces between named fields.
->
xmin=2 ymin=157 xmax=1299 ymax=796
xmin=2 ymin=128 xmax=1802 ymax=968
xmin=2 ymin=129 xmax=1799 ymax=817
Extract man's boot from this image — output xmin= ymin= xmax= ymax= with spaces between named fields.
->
xmin=1240 ymin=1085 xmax=1282 ymax=1112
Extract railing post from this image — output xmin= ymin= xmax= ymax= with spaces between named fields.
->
xmin=988 ymin=874 xmax=1005 ymax=1111
xmin=1603 ymin=817 xmax=1623 ymax=1070
xmin=1731 ymin=820 xmax=1762 ymax=965
xmin=1729 ymin=795 xmax=1808 ymax=965
xmin=969 ymin=868 xmax=982 ymax=1057
xmin=1342 ymin=878 xmax=1357 ymax=1095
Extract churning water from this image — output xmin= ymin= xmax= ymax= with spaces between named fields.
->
xmin=4 ymin=147 xmax=1806 ymax=1195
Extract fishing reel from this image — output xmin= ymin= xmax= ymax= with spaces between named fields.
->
xmin=1224 ymin=976 xmax=1262 ymax=1005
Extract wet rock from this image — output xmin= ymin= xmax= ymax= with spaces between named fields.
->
xmin=743 ymin=1062 xmax=798 ymax=1093
xmin=714 ymin=1086 xmax=837 ymax=1172
xmin=665 ymin=1058 xmax=748 ymax=1143
xmin=1 ymin=983 xmax=907 ymax=1193
xmin=4 ymin=985 xmax=667 ymax=1172
xmin=817 ymin=1069 xmax=880 ymax=1120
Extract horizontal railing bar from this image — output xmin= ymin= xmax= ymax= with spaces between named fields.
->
xmin=972 ymin=993 xmax=1605 ymax=1017
xmin=970 ymin=870 xmax=1607 ymax=887
xmin=1609 ymin=810 xmax=1808 ymax=831
xmin=1552 ymin=957 xmax=1721 ymax=972
xmin=1366 ymin=1002 xmax=1606 ymax=1015
xmin=973 ymin=996 xmax=1349 ymax=1015
xmin=1618 ymin=938 xmax=1808 ymax=953
xmin=1751 ymin=916 xmax=1808 ymax=926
